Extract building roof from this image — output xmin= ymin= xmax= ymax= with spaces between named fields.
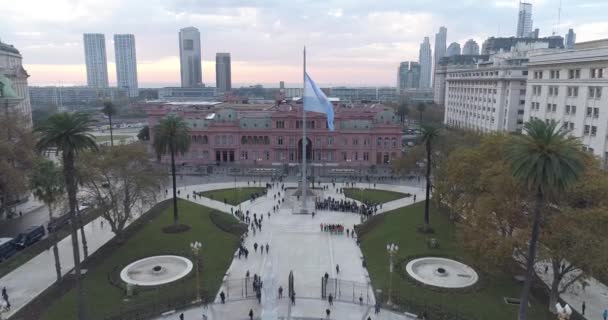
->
xmin=574 ymin=39 xmax=608 ymax=50
xmin=0 ymin=41 xmax=20 ymax=55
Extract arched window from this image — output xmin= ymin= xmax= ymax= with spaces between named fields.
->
xmin=242 ymin=136 xmax=247 ymax=144
xmin=221 ymin=135 xmax=227 ymax=145
xmin=391 ymin=138 xmax=397 ymax=147
xmin=384 ymin=138 xmax=389 ymax=147
xmin=203 ymin=135 xmax=208 ymax=144
xmin=376 ymin=137 xmax=382 ymax=147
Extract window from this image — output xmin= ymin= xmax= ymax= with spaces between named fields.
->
xmin=568 ymin=69 xmax=581 ymax=79
xmin=584 ymin=125 xmax=590 ymax=135
xmin=567 ymin=86 xmax=579 ymax=97
xmin=571 ymin=105 xmax=577 ymax=115
xmin=591 ymin=126 xmax=597 ymax=136
xmin=546 ymin=103 xmax=552 ymax=112
xmin=376 ymin=137 xmax=382 ymax=146
xmin=550 ymin=70 xmax=560 ymax=79
xmin=587 ymin=107 xmax=593 ymax=117
xmin=241 ymin=151 xmax=248 ymax=160
xmin=215 ymin=136 xmax=220 ymax=145
xmin=591 ymin=68 xmax=604 ymax=79
xmin=328 ymin=136 xmax=334 ymax=145
xmin=363 ymin=152 xmax=369 ymax=161
xmin=342 ymin=152 xmax=347 ymax=161
xmin=353 ymin=138 xmax=359 ymax=146
xmin=594 ymin=108 xmax=600 ymax=118
xmin=569 ymin=122 xmax=574 ymax=130
xmin=533 ymin=70 xmax=543 ymax=79
xmin=517 ymin=109 xmax=525 ymax=115
xmin=276 ymin=120 xmax=285 ymax=129
xmin=532 ymin=86 xmax=541 ymax=96
xmin=278 ymin=136 xmax=284 ymax=145
xmin=589 ymin=87 xmax=602 ymax=99
xmin=552 ymin=104 xmax=557 ymax=112
xmin=548 ymin=86 xmax=559 ymax=96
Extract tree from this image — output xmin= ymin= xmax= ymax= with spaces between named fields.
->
xmin=102 ymin=101 xmax=117 ymax=147
xmin=506 ymin=119 xmax=586 ymax=320
xmin=397 ymin=103 xmax=409 ymax=125
xmin=416 ymin=103 xmax=426 ymax=125
xmin=0 ymin=113 xmax=35 ymax=218
xmin=137 ymin=125 xmax=150 ymax=141
xmin=32 ymin=104 xmax=59 ymax=127
xmin=30 ymin=158 xmax=64 ymax=282
xmin=35 ymin=112 xmax=98 ymax=320
xmin=420 ymin=124 xmax=440 ymax=232
xmin=79 ymin=144 xmax=166 ymax=234
xmin=153 ymin=114 xmax=191 ymax=225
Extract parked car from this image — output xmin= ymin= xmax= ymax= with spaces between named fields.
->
xmin=14 ymin=225 xmax=45 ymax=249
xmin=47 ymin=213 xmax=71 ymax=233
xmin=0 ymin=238 xmax=17 ymax=262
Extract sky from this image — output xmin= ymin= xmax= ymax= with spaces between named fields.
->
xmin=1 ymin=0 xmax=608 ymax=88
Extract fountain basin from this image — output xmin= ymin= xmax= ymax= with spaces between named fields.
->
xmin=120 ymin=255 xmax=193 ymax=286
xmin=405 ymin=257 xmax=478 ymax=288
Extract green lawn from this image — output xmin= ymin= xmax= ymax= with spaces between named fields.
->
xmin=199 ymin=187 xmax=266 ymax=206
xmin=94 ymin=135 xmax=131 ymax=143
xmin=344 ymin=188 xmax=410 ymax=204
xmin=41 ymin=200 xmax=242 ymax=320
xmin=359 ymin=202 xmax=551 ymax=320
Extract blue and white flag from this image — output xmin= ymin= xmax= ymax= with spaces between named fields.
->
xmin=304 ymin=72 xmax=335 ymax=131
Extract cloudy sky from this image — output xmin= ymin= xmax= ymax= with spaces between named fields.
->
xmin=1 ymin=0 xmax=607 ymax=87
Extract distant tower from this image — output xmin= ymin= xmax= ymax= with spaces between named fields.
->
xmin=565 ymin=29 xmax=576 ymax=49
xmin=113 ymin=34 xmax=138 ymax=97
xmin=516 ymin=2 xmax=533 ymax=37
xmin=463 ymin=39 xmax=480 ymax=55
xmin=215 ymin=52 xmax=232 ymax=93
xmin=446 ymin=42 xmax=461 ymax=57
xmin=83 ymin=33 xmax=109 ymax=88
xmin=418 ymin=37 xmax=432 ymax=89
xmin=179 ymin=27 xmax=202 ymax=87
xmin=432 ymin=26 xmax=447 ymax=89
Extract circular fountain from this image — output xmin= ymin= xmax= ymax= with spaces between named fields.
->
xmin=120 ymin=255 xmax=193 ymax=286
xmin=405 ymin=257 xmax=478 ymax=288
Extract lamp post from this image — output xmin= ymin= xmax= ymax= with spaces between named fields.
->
xmin=190 ymin=241 xmax=203 ymax=302
xmin=386 ymin=242 xmax=399 ymax=305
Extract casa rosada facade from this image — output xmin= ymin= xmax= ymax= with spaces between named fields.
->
xmin=145 ymin=101 xmax=402 ymax=168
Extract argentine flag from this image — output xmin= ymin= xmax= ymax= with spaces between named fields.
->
xmin=304 ymin=72 xmax=335 ymax=131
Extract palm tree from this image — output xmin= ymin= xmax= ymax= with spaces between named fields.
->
xmin=102 ymin=101 xmax=117 ymax=147
xmin=153 ymin=114 xmax=191 ymax=224
xmin=35 ymin=112 xmax=98 ymax=320
xmin=420 ymin=124 xmax=440 ymax=232
xmin=30 ymin=158 xmax=64 ymax=282
xmin=416 ymin=103 xmax=426 ymax=125
xmin=506 ymin=119 xmax=585 ymax=320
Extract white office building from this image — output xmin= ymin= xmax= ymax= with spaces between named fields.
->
xmin=83 ymin=33 xmax=109 ymax=88
xmin=215 ymin=52 xmax=231 ymax=93
xmin=0 ymin=40 xmax=32 ymax=126
xmin=114 ymin=34 xmax=138 ymax=97
xmin=444 ymin=47 xmax=539 ymax=133
xmin=419 ymin=37 xmax=433 ymax=89
xmin=524 ymin=40 xmax=608 ymax=161
xmin=516 ymin=2 xmax=533 ymax=38
xmin=179 ymin=27 xmax=203 ymax=88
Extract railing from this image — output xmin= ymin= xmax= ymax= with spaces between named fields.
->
xmin=321 ymin=277 xmax=373 ymax=305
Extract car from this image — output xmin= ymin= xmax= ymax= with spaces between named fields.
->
xmin=0 ymin=238 xmax=17 ymax=262
xmin=14 ymin=225 xmax=46 ymax=249
xmin=47 ymin=213 xmax=71 ymax=233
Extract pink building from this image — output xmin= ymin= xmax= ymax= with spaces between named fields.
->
xmin=145 ymin=101 xmax=402 ymax=174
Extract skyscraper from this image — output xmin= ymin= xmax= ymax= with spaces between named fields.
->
xmin=114 ymin=34 xmax=138 ymax=97
xmin=418 ymin=37 xmax=432 ymax=89
xmin=83 ymin=33 xmax=109 ymax=88
xmin=433 ymin=26 xmax=447 ymax=89
xmin=446 ymin=42 xmax=461 ymax=57
xmin=215 ymin=52 xmax=232 ymax=93
xmin=516 ymin=2 xmax=533 ymax=38
xmin=179 ymin=27 xmax=202 ymax=88
xmin=463 ymin=39 xmax=480 ymax=55
xmin=565 ymin=29 xmax=576 ymax=49
xmin=397 ymin=62 xmax=421 ymax=92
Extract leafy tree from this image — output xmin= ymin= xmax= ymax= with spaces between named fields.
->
xmin=30 ymin=158 xmax=64 ymax=282
xmin=0 ymin=113 xmax=35 ymax=217
xmin=35 ymin=112 xmax=98 ymax=320
xmin=101 ymin=101 xmax=117 ymax=147
xmin=153 ymin=114 xmax=191 ymax=224
xmin=506 ymin=119 xmax=585 ymax=320
xmin=137 ymin=125 xmax=150 ymax=141
xmin=79 ymin=144 xmax=166 ymax=234
xmin=420 ymin=124 xmax=440 ymax=232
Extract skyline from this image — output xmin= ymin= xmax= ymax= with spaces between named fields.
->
xmin=2 ymin=0 xmax=608 ymax=87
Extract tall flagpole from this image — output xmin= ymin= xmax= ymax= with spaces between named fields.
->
xmin=301 ymin=46 xmax=308 ymax=213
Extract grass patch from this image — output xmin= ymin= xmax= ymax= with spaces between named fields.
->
xmin=199 ymin=187 xmax=265 ymax=206
xmin=94 ymin=135 xmax=131 ymax=143
xmin=39 ymin=200 xmax=243 ymax=320
xmin=344 ymin=188 xmax=410 ymax=204
xmin=359 ymin=202 xmax=552 ymax=320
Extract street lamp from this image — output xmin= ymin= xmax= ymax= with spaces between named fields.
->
xmin=190 ymin=241 xmax=203 ymax=302
xmin=386 ymin=242 xmax=399 ymax=305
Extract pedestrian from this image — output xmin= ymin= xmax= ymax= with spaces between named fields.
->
xmin=326 ymin=308 xmax=331 ymax=319
xmin=291 ymin=292 xmax=296 ymax=305
xmin=603 ymin=309 xmax=608 ymax=320
xmin=544 ymin=265 xmax=549 ymax=274
xmin=336 ymin=264 xmax=340 ymax=274
xmin=413 ymin=194 xmax=417 ymax=202
xmin=328 ymin=293 xmax=333 ymax=306
xmin=367 ymin=317 xmax=371 ymax=320
xmin=582 ymin=301 xmax=586 ymax=315
xmin=220 ymin=291 xmax=226 ymax=304
xmin=249 ymin=309 xmax=254 ymax=320
xmin=179 ymin=313 xmax=184 ymax=320
xmin=278 ymin=286 xmax=283 ymax=299
xmin=375 ymin=301 xmax=380 ymax=314
xmin=254 ymin=242 xmax=258 ymax=252
xmin=324 ymin=272 xmax=329 ymax=283
xmin=266 ymin=243 xmax=269 ymax=253
xmin=202 ymin=313 xmax=208 ymax=320
xmin=359 ymin=295 xmax=363 ymax=305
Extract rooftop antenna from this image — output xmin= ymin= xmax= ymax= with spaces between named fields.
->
xmin=553 ymin=0 xmax=562 ymax=36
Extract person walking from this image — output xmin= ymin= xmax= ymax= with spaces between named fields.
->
xmin=291 ymin=291 xmax=296 ymax=305
xmin=336 ymin=264 xmax=340 ymax=275
xmin=249 ymin=309 xmax=254 ymax=320
xmin=328 ymin=293 xmax=333 ymax=306
xmin=179 ymin=313 xmax=184 ymax=320
xmin=266 ymin=243 xmax=269 ymax=253
xmin=603 ymin=308 xmax=608 ymax=320
xmin=325 ymin=308 xmax=331 ymax=319
xmin=278 ymin=286 xmax=283 ymax=299
xmin=220 ymin=291 xmax=226 ymax=304
xmin=254 ymin=242 xmax=258 ymax=252
xmin=582 ymin=301 xmax=586 ymax=315
xmin=375 ymin=302 xmax=380 ymax=314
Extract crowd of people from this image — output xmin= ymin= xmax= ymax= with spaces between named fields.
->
xmin=315 ymin=196 xmax=380 ymax=217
